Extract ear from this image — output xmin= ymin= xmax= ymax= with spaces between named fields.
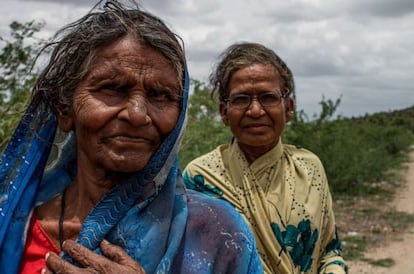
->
xmin=219 ymin=102 xmax=230 ymax=126
xmin=57 ymin=108 xmax=74 ymax=133
xmin=285 ymin=97 xmax=295 ymax=123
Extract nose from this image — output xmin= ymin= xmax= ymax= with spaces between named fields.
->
xmin=246 ymin=97 xmax=264 ymax=116
xmin=118 ymin=94 xmax=151 ymax=126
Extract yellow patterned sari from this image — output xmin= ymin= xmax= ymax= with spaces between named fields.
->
xmin=183 ymin=140 xmax=347 ymax=274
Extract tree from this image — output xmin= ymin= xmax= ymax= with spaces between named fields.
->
xmin=0 ymin=20 xmax=45 ymax=151
xmin=179 ymin=80 xmax=231 ymax=168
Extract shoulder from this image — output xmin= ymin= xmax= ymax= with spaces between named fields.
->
xmin=185 ymin=190 xmax=257 ymax=249
xmin=283 ymin=143 xmax=325 ymax=169
xmin=184 ymin=190 xmax=261 ymax=271
xmin=180 ymin=190 xmax=263 ymax=273
xmin=184 ymin=145 xmax=227 ymax=170
xmin=183 ymin=144 xmax=229 ymax=182
xmin=185 ymin=189 xmax=250 ymax=233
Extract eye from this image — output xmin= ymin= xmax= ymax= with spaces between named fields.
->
xmin=90 ymin=82 xmax=128 ymax=106
xmin=260 ymin=92 xmax=281 ymax=106
xmin=96 ymin=83 xmax=126 ymax=97
xmin=229 ymin=94 xmax=250 ymax=106
xmin=147 ymin=88 xmax=178 ymax=101
xmin=146 ymin=87 xmax=180 ymax=107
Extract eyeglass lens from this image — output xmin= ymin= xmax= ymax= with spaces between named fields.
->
xmin=228 ymin=92 xmax=282 ymax=109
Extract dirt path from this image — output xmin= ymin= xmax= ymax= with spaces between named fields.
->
xmin=347 ymin=148 xmax=414 ymax=273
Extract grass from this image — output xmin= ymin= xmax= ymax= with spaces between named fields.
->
xmin=361 ymin=257 xmax=395 ymax=267
xmin=383 ymin=211 xmax=414 ymax=231
xmin=341 ymin=236 xmax=367 ymax=261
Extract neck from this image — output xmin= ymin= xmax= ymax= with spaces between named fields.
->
xmin=35 ymin=170 xmax=127 ymax=249
xmin=56 ymin=175 xmax=118 ymax=248
xmin=238 ymin=141 xmax=278 ymax=163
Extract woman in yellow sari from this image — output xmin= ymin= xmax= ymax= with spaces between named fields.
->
xmin=183 ymin=42 xmax=348 ymax=274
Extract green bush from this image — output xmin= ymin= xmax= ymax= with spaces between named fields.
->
xmin=284 ymin=100 xmax=414 ymax=195
xmin=0 ymin=21 xmax=46 ymax=151
xmin=179 ymin=80 xmax=231 ymax=168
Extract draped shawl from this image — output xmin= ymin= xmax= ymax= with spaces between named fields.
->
xmin=0 ymin=71 xmax=263 ymax=274
xmin=183 ymin=140 xmax=348 ymax=274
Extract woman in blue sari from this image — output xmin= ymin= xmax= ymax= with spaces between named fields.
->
xmin=0 ymin=1 xmax=263 ymax=273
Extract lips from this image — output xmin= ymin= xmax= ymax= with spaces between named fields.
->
xmin=104 ymin=134 xmax=156 ymax=146
xmin=243 ymin=123 xmax=269 ymax=129
xmin=241 ymin=123 xmax=271 ymax=135
xmin=111 ymin=135 xmax=149 ymax=142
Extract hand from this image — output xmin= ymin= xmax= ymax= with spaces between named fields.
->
xmin=43 ymin=239 xmax=145 ymax=274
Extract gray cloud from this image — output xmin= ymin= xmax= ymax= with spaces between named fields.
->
xmin=345 ymin=0 xmax=414 ymax=18
xmin=21 ymin=0 xmax=95 ymax=5
xmin=2 ymin=0 xmax=413 ymax=117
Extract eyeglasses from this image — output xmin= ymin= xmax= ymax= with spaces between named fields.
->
xmin=224 ymin=91 xmax=288 ymax=110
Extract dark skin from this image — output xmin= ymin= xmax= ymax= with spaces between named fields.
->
xmin=219 ymin=64 xmax=294 ymax=163
xmin=43 ymin=240 xmax=145 ymax=274
xmin=35 ymin=35 xmax=180 ymax=273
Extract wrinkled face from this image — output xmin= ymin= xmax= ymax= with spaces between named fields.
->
xmin=58 ymin=35 xmax=181 ymax=173
xmin=220 ymin=63 xmax=293 ymax=157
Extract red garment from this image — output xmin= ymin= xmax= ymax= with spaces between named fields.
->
xmin=19 ymin=213 xmax=60 ymax=274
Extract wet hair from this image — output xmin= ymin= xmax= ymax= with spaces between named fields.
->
xmin=209 ymin=42 xmax=295 ymax=103
xmin=32 ymin=0 xmax=185 ymax=116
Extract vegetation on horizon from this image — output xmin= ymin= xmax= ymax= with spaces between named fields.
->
xmin=181 ymin=80 xmax=414 ymax=196
xmin=0 ymin=21 xmax=45 ymax=149
xmin=1 ymin=21 xmax=413 ymax=198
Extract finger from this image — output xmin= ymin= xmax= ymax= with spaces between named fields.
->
xmin=41 ymin=267 xmax=53 ymax=274
xmin=45 ymin=251 xmax=80 ymax=274
xmin=100 ymin=240 xmax=145 ymax=272
xmin=99 ymin=239 xmax=129 ymax=264
xmin=62 ymin=240 xmax=101 ymax=268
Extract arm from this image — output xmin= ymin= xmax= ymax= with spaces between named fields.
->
xmin=318 ymin=189 xmax=348 ymax=274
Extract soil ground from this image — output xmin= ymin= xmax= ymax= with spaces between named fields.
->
xmin=336 ymin=148 xmax=414 ymax=273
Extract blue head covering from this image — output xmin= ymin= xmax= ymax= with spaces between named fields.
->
xmin=0 ymin=68 xmax=189 ymax=272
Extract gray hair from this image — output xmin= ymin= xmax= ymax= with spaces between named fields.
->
xmin=32 ymin=0 xmax=185 ymax=116
xmin=209 ymin=42 xmax=294 ymax=102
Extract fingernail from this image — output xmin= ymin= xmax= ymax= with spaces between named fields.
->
xmin=45 ymin=252 xmax=50 ymax=261
xmin=102 ymin=239 xmax=110 ymax=244
xmin=41 ymin=268 xmax=46 ymax=274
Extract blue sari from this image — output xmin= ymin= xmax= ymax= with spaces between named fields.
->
xmin=0 ymin=71 xmax=263 ymax=274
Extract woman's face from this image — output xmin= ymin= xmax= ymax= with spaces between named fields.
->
xmin=219 ymin=63 xmax=293 ymax=159
xmin=59 ymin=35 xmax=181 ymax=173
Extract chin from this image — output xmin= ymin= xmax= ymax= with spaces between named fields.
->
xmin=121 ymin=163 xmax=148 ymax=173
xmin=243 ymin=136 xmax=274 ymax=146
xmin=104 ymin=157 xmax=150 ymax=173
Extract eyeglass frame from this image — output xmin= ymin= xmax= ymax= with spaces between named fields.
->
xmin=223 ymin=90 xmax=290 ymax=110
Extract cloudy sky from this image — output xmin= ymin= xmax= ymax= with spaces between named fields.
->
xmin=1 ymin=0 xmax=413 ymax=118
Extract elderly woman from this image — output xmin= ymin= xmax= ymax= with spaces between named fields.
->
xmin=0 ymin=2 xmax=263 ymax=273
xmin=183 ymin=42 xmax=348 ymax=274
